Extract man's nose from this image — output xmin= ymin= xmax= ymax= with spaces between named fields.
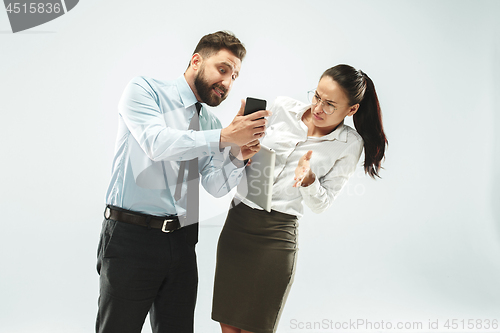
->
xmin=222 ymin=76 xmax=232 ymax=90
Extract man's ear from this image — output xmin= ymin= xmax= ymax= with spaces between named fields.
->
xmin=190 ymin=53 xmax=203 ymax=70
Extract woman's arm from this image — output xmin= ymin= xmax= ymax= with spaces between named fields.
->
xmin=294 ymin=141 xmax=363 ymax=213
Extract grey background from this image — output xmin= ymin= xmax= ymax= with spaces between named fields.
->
xmin=1 ymin=1 xmax=499 ymax=332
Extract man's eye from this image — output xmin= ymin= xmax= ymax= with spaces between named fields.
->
xmin=232 ymin=74 xmax=237 ymax=80
xmin=220 ymin=68 xmax=226 ymax=74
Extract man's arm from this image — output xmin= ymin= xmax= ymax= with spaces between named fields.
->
xmin=120 ymin=78 xmax=270 ymax=163
xmin=119 ymin=77 xmax=220 ymax=162
xmin=198 ymin=145 xmax=245 ymax=198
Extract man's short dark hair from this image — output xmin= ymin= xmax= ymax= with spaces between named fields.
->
xmin=192 ymin=31 xmax=246 ymax=62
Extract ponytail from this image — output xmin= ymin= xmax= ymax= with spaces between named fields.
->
xmin=353 ymin=72 xmax=387 ymax=178
xmin=321 ymin=65 xmax=387 ymax=178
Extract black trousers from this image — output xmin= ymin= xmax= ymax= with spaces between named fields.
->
xmin=96 ymin=216 xmax=199 ymax=333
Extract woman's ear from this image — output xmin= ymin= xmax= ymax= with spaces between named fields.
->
xmin=347 ymin=104 xmax=359 ymax=117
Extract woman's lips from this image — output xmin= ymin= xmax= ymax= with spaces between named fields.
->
xmin=313 ymin=113 xmax=323 ymax=120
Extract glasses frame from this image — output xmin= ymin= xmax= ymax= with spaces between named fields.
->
xmin=307 ymin=90 xmax=337 ymax=115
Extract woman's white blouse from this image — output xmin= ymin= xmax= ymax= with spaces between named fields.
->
xmin=236 ymin=96 xmax=364 ymax=218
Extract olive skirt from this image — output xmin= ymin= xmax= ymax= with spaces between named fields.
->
xmin=211 ymin=202 xmax=298 ymax=333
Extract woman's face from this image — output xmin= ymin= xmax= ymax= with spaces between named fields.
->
xmin=310 ymin=76 xmax=359 ymax=134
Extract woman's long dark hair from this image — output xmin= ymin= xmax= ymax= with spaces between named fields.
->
xmin=322 ymin=64 xmax=387 ymax=178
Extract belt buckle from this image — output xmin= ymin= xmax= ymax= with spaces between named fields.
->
xmin=162 ymin=219 xmax=176 ymax=233
xmin=104 ymin=206 xmax=111 ymax=219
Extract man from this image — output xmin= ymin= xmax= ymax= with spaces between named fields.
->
xmin=96 ymin=31 xmax=270 ymax=333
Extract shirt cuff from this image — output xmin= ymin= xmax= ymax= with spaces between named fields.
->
xmin=217 ymin=149 xmax=245 ymax=193
xmin=298 ymin=175 xmax=321 ymax=196
xmin=228 ymin=149 xmax=246 ymax=168
xmin=198 ymin=129 xmax=222 ymax=156
xmin=223 ymin=148 xmax=246 ymax=172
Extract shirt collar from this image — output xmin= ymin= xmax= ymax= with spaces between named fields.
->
xmin=291 ymin=102 xmax=348 ymax=142
xmin=175 ymin=75 xmax=205 ymax=117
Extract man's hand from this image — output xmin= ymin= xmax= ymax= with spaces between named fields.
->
xmin=293 ymin=150 xmax=315 ymax=187
xmin=220 ymin=99 xmax=271 ymax=147
xmin=231 ymin=139 xmax=261 ymax=161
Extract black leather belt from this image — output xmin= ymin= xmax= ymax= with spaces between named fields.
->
xmin=104 ymin=205 xmax=181 ymax=233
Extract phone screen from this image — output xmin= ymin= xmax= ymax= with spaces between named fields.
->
xmin=244 ymin=97 xmax=267 ymax=116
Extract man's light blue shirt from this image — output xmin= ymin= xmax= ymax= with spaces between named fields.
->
xmin=106 ymin=75 xmax=245 ymax=226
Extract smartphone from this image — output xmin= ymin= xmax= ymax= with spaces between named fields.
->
xmin=244 ymin=97 xmax=267 ymax=116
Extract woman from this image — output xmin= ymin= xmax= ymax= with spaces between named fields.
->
xmin=212 ymin=64 xmax=388 ymax=333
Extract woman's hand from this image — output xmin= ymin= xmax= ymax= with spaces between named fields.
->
xmin=293 ymin=150 xmax=315 ymax=187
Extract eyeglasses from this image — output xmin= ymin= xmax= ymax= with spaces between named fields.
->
xmin=307 ymin=90 xmax=337 ymax=115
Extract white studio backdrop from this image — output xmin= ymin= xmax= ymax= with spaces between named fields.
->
xmin=1 ymin=1 xmax=499 ymax=332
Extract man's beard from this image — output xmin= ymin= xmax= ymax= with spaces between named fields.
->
xmin=194 ymin=66 xmax=228 ymax=107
